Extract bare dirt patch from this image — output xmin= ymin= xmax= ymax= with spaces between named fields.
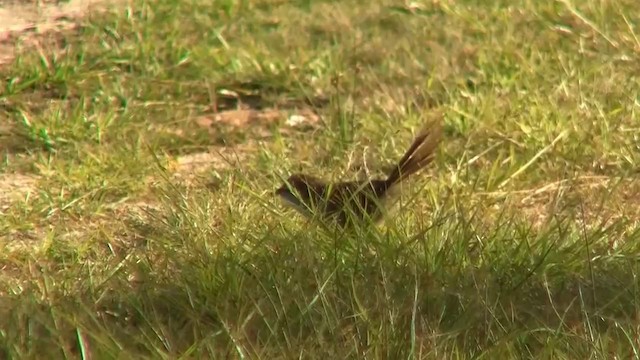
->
xmin=170 ymin=143 xmax=256 ymax=189
xmin=195 ymin=107 xmax=321 ymax=138
xmin=0 ymin=172 xmax=38 ymax=212
xmin=0 ymin=0 xmax=121 ymax=66
xmin=479 ymin=175 xmax=640 ymax=240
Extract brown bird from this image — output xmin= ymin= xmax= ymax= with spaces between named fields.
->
xmin=275 ymin=121 xmax=442 ymax=227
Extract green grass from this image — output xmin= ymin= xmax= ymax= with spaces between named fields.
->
xmin=1 ymin=0 xmax=640 ymax=358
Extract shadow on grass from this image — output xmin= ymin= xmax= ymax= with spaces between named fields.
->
xmin=1 ymin=202 xmax=639 ymax=358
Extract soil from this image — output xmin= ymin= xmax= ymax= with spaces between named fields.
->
xmin=0 ymin=0 xmax=117 ymax=65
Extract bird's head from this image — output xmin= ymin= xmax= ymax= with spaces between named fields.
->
xmin=275 ymin=174 xmax=321 ymax=214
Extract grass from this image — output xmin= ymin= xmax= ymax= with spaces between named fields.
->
xmin=1 ymin=0 xmax=639 ymax=357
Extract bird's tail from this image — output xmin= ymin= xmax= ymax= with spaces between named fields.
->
xmin=384 ymin=120 xmax=442 ymax=187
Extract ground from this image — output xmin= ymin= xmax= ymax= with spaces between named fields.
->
xmin=0 ymin=0 xmax=639 ymax=358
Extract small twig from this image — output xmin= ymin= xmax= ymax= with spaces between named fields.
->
xmin=361 ymin=145 xmax=371 ymax=180
xmin=477 ymin=175 xmax=613 ymax=198
xmin=622 ymin=13 xmax=640 ymax=53
xmin=467 ymin=140 xmax=503 ymax=165
xmin=498 ymin=130 xmax=568 ymax=189
xmin=559 ymin=0 xmax=619 ymax=49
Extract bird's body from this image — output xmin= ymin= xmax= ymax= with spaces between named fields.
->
xmin=277 ymin=175 xmax=391 ymax=225
xmin=275 ymin=121 xmax=442 ymax=227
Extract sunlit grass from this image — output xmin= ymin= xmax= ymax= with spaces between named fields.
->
xmin=0 ymin=0 xmax=639 ymax=357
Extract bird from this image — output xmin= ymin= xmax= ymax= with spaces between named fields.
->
xmin=275 ymin=120 xmax=442 ymax=227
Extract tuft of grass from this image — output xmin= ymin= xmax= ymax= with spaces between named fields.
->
xmin=1 ymin=0 xmax=639 ymax=357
